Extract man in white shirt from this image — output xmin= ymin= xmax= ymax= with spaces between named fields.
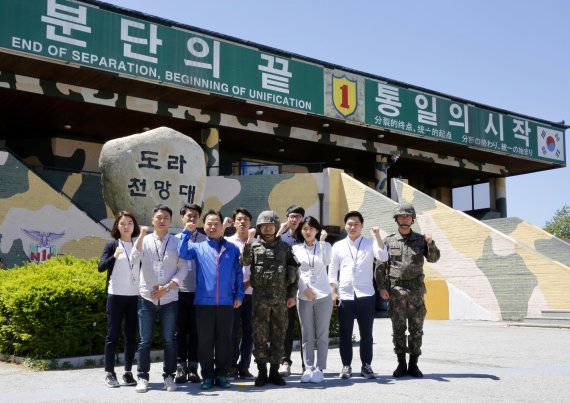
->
xmin=224 ymin=208 xmax=255 ymax=380
xmin=328 ymin=211 xmax=388 ymax=380
xmin=132 ymin=204 xmax=188 ymax=393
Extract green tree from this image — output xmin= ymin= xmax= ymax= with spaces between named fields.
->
xmin=544 ymin=204 xmax=570 ymax=239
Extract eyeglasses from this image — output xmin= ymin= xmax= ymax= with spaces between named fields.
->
xmin=288 ymin=214 xmax=303 ymax=219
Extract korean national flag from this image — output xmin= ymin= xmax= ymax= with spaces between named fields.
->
xmin=537 ymin=126 xmax=565 ymax=161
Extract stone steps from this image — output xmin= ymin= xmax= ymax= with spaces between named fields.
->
xmin=510 ymin=309 xmax=570 ymax=328
xmin=540 ymin=309 xmax=570 ymax=319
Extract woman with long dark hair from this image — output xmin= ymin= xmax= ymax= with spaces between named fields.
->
xmin=98 ymin=211 xmax=141 ymax=388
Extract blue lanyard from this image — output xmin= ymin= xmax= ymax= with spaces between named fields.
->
xmin=153 ymin=235 xmax=170 ymax=262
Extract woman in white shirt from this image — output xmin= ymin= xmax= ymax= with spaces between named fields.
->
xmin=98 ymin=211 xmax=141 ymax=388
xmin=292 ymin=216 xmax=333 ymax=384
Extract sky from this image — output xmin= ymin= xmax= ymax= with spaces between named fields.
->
xmin=103 ymin=0 xmax=569 ymax=228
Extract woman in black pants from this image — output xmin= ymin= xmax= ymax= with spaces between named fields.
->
xmin=98 ymin=211 xmax=141 ymax=388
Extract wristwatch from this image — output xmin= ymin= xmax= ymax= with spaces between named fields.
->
xmin=164 ymin=284 xmax=171 ymax=293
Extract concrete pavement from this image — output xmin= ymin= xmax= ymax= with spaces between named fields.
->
xmin=1 ymin=319 xmax=569 ymax=402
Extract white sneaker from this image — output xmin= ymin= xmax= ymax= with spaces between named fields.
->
xmin=278 ymin=362 xmax=291 ymax=377
xmin=135 ymin=378 xmax=148 ymax=393
xmin=163 ymin=375 xmax=177 ymax=392
xmin=300 ymin=368 xmax=313 ymax=383
xmin=311 ymin=368 xmax=324 ymax=383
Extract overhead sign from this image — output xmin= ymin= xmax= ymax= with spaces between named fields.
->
xmin=0 ymin=0 xmax=324 ymax=115
xmin=364 ymin=79 xmax=566 ymax=163
xmin=0 ymin=0 xmax=565 ymax=165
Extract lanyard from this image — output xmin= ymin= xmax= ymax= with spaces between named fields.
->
xmin=118 ymin=240 xmax=133 ymax=268
xmin=304 ymin=243 xmax=316 ymax=270
xmin=347 ymin=237 xmax=363 ymax=268
xmin=118 ymin=239 xmax=136 ymax=285
xmin=153 ymin=234 xmax=170 ymax=262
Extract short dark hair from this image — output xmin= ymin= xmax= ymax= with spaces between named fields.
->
xmin=180 ymin=203 xmax=202 ymax=217
xmin=153 ymin=204 xmax=173 ymax=218
xmin=344 ymin=210 xmax=364 ymax=224
xmin=295 ymin=215 xmax=322 ymax=242
xmin=202 ymin=209 xmax=223 ymax=223
xmin=232 ymin=207 xmax=252 ymax=221
xmin=110 ymin=211 xmax=141 ymax=239
xmin=286 ymin=205 xmax=305 ymax=217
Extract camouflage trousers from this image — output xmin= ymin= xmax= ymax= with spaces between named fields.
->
xmin=252 ymin=296 xmax=288 ymax=365
xmin=388 ymin=287 xmax=426 ymax=356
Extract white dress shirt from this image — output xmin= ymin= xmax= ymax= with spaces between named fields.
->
xmin=132 ymin=232 xmax=187 ymax=305
xmin=293 ymin=241 xmax=332 ymax=301
xmin=225 ymin=233 xmax=252 ymax=295
xmin=328 ymin=235 xmax=388 ymax=300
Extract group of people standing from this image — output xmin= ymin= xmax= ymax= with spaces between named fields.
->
xmin=98 ymin=201 xmax=440 ymax=393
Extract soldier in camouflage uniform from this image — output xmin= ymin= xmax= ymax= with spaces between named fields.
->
xmin=240 ymin=211 xmax=299 ymax=387
xmin=376 ymin=203 xmax=440 ymax=378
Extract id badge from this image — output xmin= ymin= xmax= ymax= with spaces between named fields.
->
xmin=154 ymin=261 xmax=164 ymax=283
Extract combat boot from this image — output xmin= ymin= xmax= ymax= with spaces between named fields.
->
xmin=254 ymin=363 xmax=268 ymax=387
xmin=408 ymin=354 xmax=423 ymax=378
xmin=393 ymin=353 xmax=408 ymax=378
xmin=268 ymin=363 xmax=286 ymax=386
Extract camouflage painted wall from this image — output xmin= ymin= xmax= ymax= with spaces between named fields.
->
xmin=0 ymin=150 xmax=109 ymax=269
xmin=485 ymin=217 xmax=570 ymax=270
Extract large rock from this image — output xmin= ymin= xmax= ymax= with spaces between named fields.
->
xmin=99 ymin=127 xmax=206 ymax=224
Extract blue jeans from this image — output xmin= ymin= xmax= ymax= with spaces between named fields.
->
xmin=137 ymin=298 xmax=178 ymax=380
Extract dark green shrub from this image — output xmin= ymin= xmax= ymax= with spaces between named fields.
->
xmin=0 ymin=256 xmax=107 ymax=359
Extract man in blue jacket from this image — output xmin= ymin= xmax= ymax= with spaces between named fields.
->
xmin=178 ymin=209 xmax=244 ymax=390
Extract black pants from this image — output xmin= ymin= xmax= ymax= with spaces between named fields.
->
xmin=176 ymin=292 xmax=199 ymax=366
xmin=196 ymin=305 xmax=234 ymax=379
xmin=231 ymin=294 xmax=253 ymax=369
xmin=104 ymin=294 xmax=138 ymax=373
xmin=282 ymin=304 xmax=304 ymax=367
xmin=337 ymin=295 xmax=375 ymax=367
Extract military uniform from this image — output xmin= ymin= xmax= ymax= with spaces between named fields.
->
xmin=240 ymin=211 xmax=299 ymax=386
xmin=376 ymin=203 xmax=440 ymax=378
xmin=379 ymin=230 xmax=440 ymax=354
